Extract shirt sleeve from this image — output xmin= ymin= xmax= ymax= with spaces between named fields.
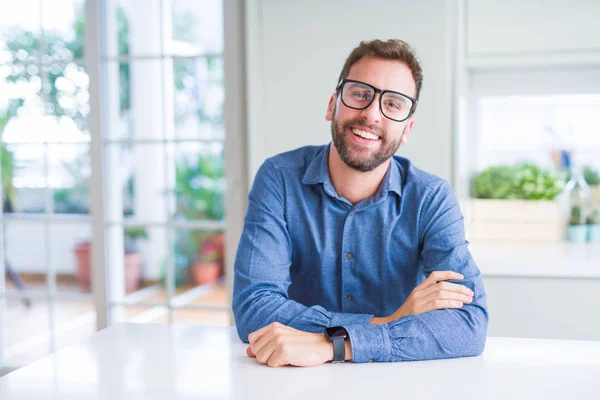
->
xmin=232 ymin=159 xmax=373 ymax=343
xmin=344 ymin=180 xmax=489 ymax=362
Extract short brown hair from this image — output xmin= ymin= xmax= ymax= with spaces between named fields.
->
xmin=337 ymin=39 xmax=423 ymax=101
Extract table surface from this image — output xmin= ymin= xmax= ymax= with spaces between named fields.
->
xmin=1 ymin=323 xmax=600 ymax=400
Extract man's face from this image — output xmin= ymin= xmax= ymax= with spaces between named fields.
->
xmin=325 ymin=56 xmax=416 ymax=172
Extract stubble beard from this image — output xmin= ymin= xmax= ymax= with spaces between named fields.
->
xmin=330 ymin=110 xmax=406 ymax=173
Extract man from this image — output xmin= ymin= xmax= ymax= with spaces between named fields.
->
xmin=232 ymin=39 xmax=488 ymax=367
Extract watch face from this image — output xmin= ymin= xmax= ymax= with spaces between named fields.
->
xmin=325 ymin=327 xmax=347 ymax=339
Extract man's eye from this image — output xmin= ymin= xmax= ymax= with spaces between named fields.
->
xmin=352 ymin=91 xmax=371 ymax=101
xmin=384 ymin=100 xmax=402 ymax=110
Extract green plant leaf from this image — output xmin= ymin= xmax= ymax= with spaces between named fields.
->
xmin=473 ymin=163 xmax=564 ymax=201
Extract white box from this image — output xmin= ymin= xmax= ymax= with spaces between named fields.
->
xmin=470 ymin=199 xmax=563 ymax=243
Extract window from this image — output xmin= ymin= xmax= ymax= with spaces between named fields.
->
xmin=0 ymin=0 xmax=228 ymax=371
xmin=99 ymin=0 xmax=228 ymax=327
xmin=475 ymin=94 xmax=600 ymax=171
xmin=469 ymin=67 xmax=600 ymax=172
xmin=0 ymin=0 xmax=93 ymax=369
xmin=464 ymin=67 xmax=600 ymax=244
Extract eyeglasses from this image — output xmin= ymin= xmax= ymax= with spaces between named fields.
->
xmin=336 ymin=79 xmax=417 ymax=122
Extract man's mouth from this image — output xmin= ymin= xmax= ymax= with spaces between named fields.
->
xmin=351 ymin=128 xmax=380 ymax=141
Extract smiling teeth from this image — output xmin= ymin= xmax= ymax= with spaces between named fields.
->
xmin=352 ymin=128 xmax=379 ymax=141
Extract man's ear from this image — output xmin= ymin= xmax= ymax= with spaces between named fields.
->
xmin=401 ymin=117 xmax=415 ymax=145
xmin=325 ymin=94 xmax=336 ymax=121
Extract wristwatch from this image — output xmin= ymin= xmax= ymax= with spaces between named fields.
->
xmin=324 ymin=326 xmax=348 ymax=363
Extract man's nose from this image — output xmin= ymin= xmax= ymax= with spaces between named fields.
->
xmin=360 ymin=95 xmax=382 ymax=123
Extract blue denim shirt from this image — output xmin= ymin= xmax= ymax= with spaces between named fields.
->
xmin=232 ymin=144 xmax=488 ymax=363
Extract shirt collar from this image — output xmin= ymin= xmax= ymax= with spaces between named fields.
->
xmin=302 ymin=143 xmax=403 ymax=200
xmin=381 ymin=154 xmax=403 ymax=198
xmin=302 ymin=144 xmax=338 ymax=199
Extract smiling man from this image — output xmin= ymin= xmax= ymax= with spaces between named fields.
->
xmin=232 ymin=39 xmax=488 ymax=367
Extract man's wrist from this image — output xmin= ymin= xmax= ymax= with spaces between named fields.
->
xmin=344 ymin=338 xmax=352 ymax=360
xmin=322 ymin=335 xmax=353 ymax=362
xmin=370 ymin=315 xmax=392 ymax=325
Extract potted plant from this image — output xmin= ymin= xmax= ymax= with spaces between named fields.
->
xmin=190 ymin=236 xmax=222 ymax=285
xmin=74 ymin=227 xmax=148 ymax=293
xmin=470 ymin=163 xmax=564 ymax=242
xmin=1 ymin=112 xmax=19 ymax=213
xmin=1 ymin=145 xmax=18 ymax=212
xmin=567 ymin=206 xmax=588 ymax=243
xmin=587 ymin=209 xmax=600 ymax=243
xmin=53 ymin=152 xmax=90 ymax=214
xmin=583 ymin=165 xmax=600 ymax=210
xmin=162 ymin=151 xmax=225 ymax=287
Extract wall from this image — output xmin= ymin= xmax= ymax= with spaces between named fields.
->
xmin=462 ymin=0 xmax=600 ymax=341
xmin=484 ymin=276 xmax=600 ymax=341
xmin=246 ymin=0 xmax=456 ymax=183
xmin=243 ymin=0 xmax=600 ymax=341
xmin=466 ymin=0 xmax=600 ymax=57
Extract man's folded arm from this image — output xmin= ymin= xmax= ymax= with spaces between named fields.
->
xmin=345 ymin=181 xmax=489 ymax=362
xmin=232 ymin=160 xmax=373 ymax=343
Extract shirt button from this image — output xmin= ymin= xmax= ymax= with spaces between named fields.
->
xmin=346 ymin=295 xmax=353 ymax=301
xmin=346 ymin=253 xmax=352 ymax=259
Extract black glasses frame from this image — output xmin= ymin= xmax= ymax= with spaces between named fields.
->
xmin=336 ymin=78 xmax=418 ymax=122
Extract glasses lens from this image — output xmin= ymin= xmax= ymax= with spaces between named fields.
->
xmin=342 ymin=81 xmax=375 ymax=109
xmin=381 ymin=92 xmax=413 ymax=121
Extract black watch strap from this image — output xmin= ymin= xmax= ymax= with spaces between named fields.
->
xmin=331 ymin=337 xmax=345 ymax=363
xmin=325 ymin=327 xmax=347 ymax=363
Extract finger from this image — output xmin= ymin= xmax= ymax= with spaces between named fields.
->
xmin=246 ymin=346 xmax=256 ymax=358
xmin=248 ymin=321 xmax=282 ymax=345
xmin=421 ymin=289 xmax=473 ymax=305
xmin=419 ymin=281 xmax=474 ymax=299
xmin=267 ymin=347 xmax=289 ymax=368
xmin=419 ymin=271 xmax=464 ymax=289
xmin=251 ymin=322 xmax=300 ymax=356
xmin=255 ymin=337 xmax=278 ymax=365
xmin=422 ymin=299 xmax=464 ymax=312
xmin=251 ymin=328 xmax=277 ymax=357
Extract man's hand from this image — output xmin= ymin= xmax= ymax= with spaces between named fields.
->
xmin=371 ymin=271 xmax=474 ymax=325
xmin=246 ymin=322 xmax=339 ymax=368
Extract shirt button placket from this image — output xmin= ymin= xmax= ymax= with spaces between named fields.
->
xmin=341 ymin=209 xmax=355 ymax=311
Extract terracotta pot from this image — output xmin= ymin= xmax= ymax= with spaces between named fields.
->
xmin=190 ymin=262 xmax=221 ymax=286
xmin=206 ymin=232 xmax=225 ymax=275
xmin=73 ymin=242 xmax=143 ymax=293
xmin=74 ymin=242 xmax=92 ymax=291
xmin=124 ymin=253 xmax=144 ymax=293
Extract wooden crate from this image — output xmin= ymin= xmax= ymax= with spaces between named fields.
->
xmin=591 ymin=185 xmax=600 ymax=210
xmin=470 ymin=199 xmax=563 ymax=243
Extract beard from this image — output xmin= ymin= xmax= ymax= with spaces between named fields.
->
xmin=330 ymin=110 xmax=406 ymax=173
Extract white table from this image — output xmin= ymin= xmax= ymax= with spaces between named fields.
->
xmin=1 ymin=323 xmax=599 ymax=399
